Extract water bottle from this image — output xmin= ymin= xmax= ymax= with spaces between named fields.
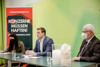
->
xmin=12 ymin=50 xmax=16 ymax=60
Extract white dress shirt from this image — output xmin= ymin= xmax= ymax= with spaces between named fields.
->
xmin=39 ymin=36 xmax=45 ymax=52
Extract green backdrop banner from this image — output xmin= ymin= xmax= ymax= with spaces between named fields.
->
xmin=27 ymin=0 xmax=100 ymax=58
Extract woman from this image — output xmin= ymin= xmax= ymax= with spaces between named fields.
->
xmin=0 ymin=33 xmax=25 ymax=67
xmin=1 ymin=33 xmax=25 ymax=53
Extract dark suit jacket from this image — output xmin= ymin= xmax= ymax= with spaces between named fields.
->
xmin=77 ymin=36 xmax=100 ymax=62
xmin=33 ymin=36 xmax=54 ymax=56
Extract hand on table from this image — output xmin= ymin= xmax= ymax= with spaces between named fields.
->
xmin=25 ymin=50 xmax=30 ymax=55
xmin=25 ymin=50 xmax=37 ymax=56
xmin=72 ymin=57 xmax=80 ymax=61
xmin=0 ymin=51 xmax=4 ymax=53
xmin=29 ymin=51 xmax=37 ymax=56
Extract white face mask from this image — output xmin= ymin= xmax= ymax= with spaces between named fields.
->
xmin=81 ymin=33 xmax=87 ymax=39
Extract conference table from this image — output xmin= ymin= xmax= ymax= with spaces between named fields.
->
xmin=0 ymin=53 xmax=98 ymax=67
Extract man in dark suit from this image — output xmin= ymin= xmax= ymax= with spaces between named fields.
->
xmin=72 ymin=24 xmax=100 ymax=62
xmin=26 ymin=27 xmax=54 ymax=56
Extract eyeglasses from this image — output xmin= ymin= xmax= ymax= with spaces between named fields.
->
xmin=82 ymin=30 xmax=90 ymax=33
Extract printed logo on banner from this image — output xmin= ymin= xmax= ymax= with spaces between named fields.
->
xmin=9 ymin=19 xmax=15 ymax=24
